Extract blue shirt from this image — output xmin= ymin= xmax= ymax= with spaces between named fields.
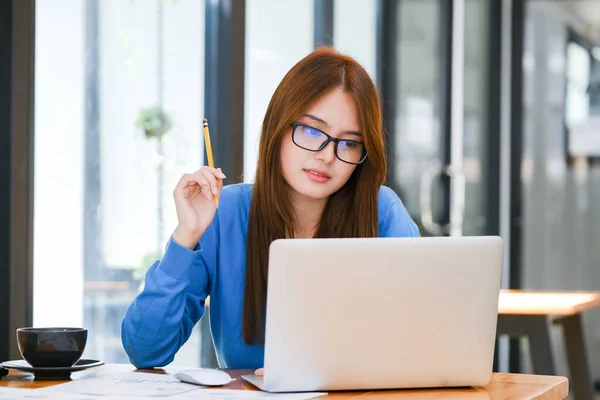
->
xmin=121 ymin=183 xmax=419 ymax=369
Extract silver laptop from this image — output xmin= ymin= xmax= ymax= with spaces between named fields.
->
xmin=242 ymin=236 xmax=503 ymax=393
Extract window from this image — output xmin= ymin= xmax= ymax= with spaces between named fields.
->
xmin=34 ymin=0 xmax=205 ymax=366
xmin=334 ymin=0 xmax=377 ymax=80
xmin=243 ymin=0 xmax=314 ymax=182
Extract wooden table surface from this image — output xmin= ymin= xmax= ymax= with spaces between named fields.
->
xmin=0 ymin=364 xmax=568 ymax=399
xmin=498 ymin=290 xmax=600 ymax=316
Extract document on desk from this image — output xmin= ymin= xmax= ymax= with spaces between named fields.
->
xmin=0 ymin=387 xmax=56 ymax=399
xmin=1 ymin=386 xmax=326 ymax=400
xmin=0 ymin=387 xmax=141 ymax=399
xmin=35 ymin=372 xmax=326 ymax=399
xmin=36 ymin=372 xmax=201 ymax=397
xmin=167 ymin=389 xmax=327 ymax=399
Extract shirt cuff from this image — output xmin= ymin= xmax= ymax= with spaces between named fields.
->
xmin=158 ymin=236 xmax=203 ymax=281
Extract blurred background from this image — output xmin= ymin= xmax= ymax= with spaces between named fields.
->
xmin=2 ymin=0 xmax=600 ymax=394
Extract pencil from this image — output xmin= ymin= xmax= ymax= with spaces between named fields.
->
xmin=202 ymin=118 xmax=219 ymax=208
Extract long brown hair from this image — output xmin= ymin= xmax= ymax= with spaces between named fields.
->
xmin=243 ymin=47 xmax=386 ymax=344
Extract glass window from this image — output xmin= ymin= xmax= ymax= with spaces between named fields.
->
xmin=462 ymin=0 xmax=490 ymax=236
xmin=391 ymin=0 xmax=492 ymax=237
xmin=520 ymin=2 xmax=600 ymax=377
xmin=333 ymin=0 xmax=377 ymax=80
xmin=243 ymin=0 xmax=314 ymax=183
xmin=565 ymin=41 xmax=590 ymax=129
xmin=394 ymin=0 xmax=442 ymax=233
xmin=34 ymin=0 xmax=205 ymax=366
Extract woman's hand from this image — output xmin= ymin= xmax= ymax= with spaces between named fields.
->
xmin=171 ymin=166 xmax=226 ymax=249
xmin=255 ymin=368 xmax=264 ymax=376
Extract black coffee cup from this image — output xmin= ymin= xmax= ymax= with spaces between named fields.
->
xmin=16 ymin=327 xmax=87 ymax=368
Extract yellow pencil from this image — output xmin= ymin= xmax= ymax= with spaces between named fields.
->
xmin=202 ymin=118 xmax=219 ymax=208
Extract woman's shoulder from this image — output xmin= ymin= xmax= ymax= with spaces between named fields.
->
xmin=377 ymin=185 xmax=419 ymax=237
xmin=218 ymin=183 xmax=254 ymax=214
xmin=221 ymin=182 xmax=253 ymax=198
xmin=377 ymin=185 xmax=403 ymax=208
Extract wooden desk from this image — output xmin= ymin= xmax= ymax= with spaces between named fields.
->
xmin=498 ymin=290 xmax=600 ymax=400
xmin=0 ymin=364 xmax=569 ymax=399
xmin=499 ymin=291 xmax=600 ymax=316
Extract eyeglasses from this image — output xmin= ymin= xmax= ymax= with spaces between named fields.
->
xmin=291 ymin=122 xmax=367 ymax=165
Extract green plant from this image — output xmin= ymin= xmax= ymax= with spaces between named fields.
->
xmin=135 ymin=106 xmax=172 ymax=139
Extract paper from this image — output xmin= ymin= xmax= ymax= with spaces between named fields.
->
xmin=166 ymin=389 xmax=327 ymax=399
xmin=0 ymin=388 xmax=54 ymax=399
xmin=35 ymin=371 xmax=326 ymax=399
xmin=0 ymin=386 xmax=326 ymax=400
xmin=0 ymin=387 xmax=137 ymax=399
xmin=36 ymin=372 xmax=201 ymax=397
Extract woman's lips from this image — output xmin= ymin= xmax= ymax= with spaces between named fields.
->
xmin=304 ymin=169 xmax=330 ymax=183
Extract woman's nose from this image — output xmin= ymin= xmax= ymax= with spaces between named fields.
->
xmin=316 ymin=141 xmax=336 ymax=164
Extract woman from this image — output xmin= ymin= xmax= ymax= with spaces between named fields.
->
xmin=121 ymin=47 xmax=419 ymax=371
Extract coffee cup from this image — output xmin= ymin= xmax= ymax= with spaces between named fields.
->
xmin=16 ymin=327 xmax=87 ymax=368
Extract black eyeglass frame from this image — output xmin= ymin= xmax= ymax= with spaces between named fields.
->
xmin=290 ymin=122 xmax=368 ymax=165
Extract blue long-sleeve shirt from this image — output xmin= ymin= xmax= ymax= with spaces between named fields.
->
xmin=121 ymin=183 xmax=420 ymax=369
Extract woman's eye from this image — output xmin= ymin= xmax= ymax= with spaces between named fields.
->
xmin=340 ymin=140 xmax=362 ymax=150
xmin=303 ymin=127 xmax=323 ymax=138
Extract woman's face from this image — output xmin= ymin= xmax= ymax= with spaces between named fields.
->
xmin=280 ymin=87 xmax=364 ymax=202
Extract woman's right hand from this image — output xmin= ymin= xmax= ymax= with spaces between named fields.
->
xmin=171 ymin=166 xmax=226 ymax=249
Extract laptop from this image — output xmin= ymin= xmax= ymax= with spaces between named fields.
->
xmin=242 ymin=236 xmax=504 ymax=393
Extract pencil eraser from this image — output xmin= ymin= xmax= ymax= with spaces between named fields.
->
xmin=203 ymin=118 xmax=208 ymax=123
